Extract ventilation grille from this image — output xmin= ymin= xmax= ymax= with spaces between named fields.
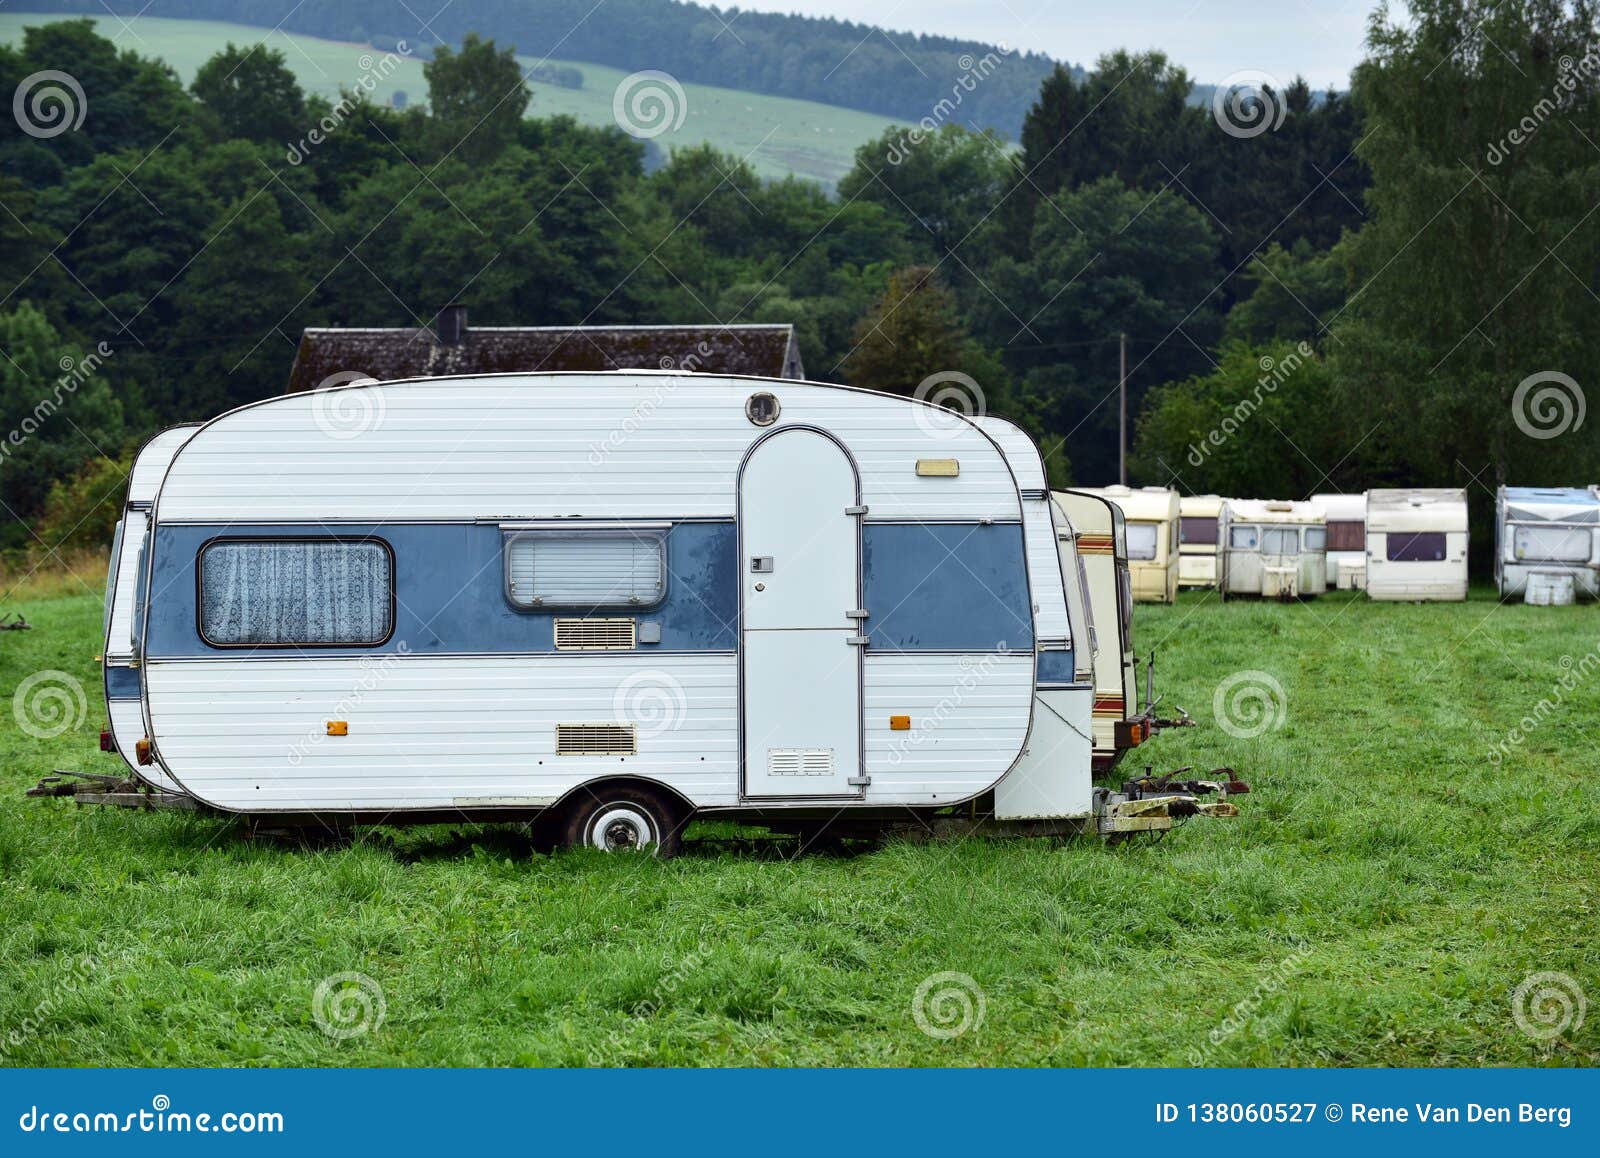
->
xmin=556 ymin=723 xmax=638 ymax=756
xmin=553 ymin=617 xmax=636 ymax=651
xmin=767 ymin=748 xmax=835 ymax=777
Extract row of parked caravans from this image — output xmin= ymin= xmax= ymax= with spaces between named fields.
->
xmin=1092 ymin=484 xmax=1600 ymax=604
xmin=1081 ymin=486 xmax=1472 ymax=601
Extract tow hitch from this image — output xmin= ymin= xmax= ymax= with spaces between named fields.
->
xmin=1097 ymin=767 xmax=1249 ymax=838
xmin=27 ymin=769 xmax=195 ymax=810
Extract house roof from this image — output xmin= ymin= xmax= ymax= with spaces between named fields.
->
xmin=285 ymin=322 xmax=805 ymax=394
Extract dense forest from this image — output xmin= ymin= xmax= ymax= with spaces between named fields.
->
xmin=3 ymin=1 xmax=1599 ymax=572
xmin=11 ymin=0 xmax=1069 ymax=133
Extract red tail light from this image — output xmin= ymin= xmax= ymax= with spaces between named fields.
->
xmin=99 ymin=730 xmax=115 ymax=753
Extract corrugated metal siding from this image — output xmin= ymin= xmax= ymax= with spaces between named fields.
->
xmin=154 ymin=379 xmax=1021 ymax=523
xmin=862 ymin=652 xmax=1031 ymax=800
xmin=147 ymin=654 xmax=737 ymax=811
xmin=108 ymin=698 xmax=186 ymax=793
xmin=128 ymin=426 xmax=200 ymax=502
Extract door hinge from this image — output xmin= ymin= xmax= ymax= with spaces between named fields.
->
xmin=847 ymin=775 xmax=871 ymax=788
xmin=845 ymin=505 xmax=868 ymax=516
xmin=846 ymin=635 xmax=869 ymax=647
xmin=845 ymin=609 xmax=869 ymax=619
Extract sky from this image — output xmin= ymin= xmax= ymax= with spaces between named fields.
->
xmin=719 ymin=0 xmax=1387 ymax=89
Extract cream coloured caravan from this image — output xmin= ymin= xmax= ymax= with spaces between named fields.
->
xmin=1221 ymin=500 xmax=1328 ymax=599
xmin=1311 ymin=492 xmax=1368 ymax=590
xmin=1052 ymin=490 xmax=1151 ymax=770
xmin=1078 ymin=485 xmax=1180 ymax=603
xmin=1178 ymin=494 xmax=1224 ymax=589
xmin=1366 ymin=489 xmax=1469 ymax=601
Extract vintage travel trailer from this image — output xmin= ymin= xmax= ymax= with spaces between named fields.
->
xmin=1177 ymin=494 xmax=1225 ymax=589
xmin=1495 ymin=486 xmax=1600 ymax=603
xmin=70 ymin=373 xmax=1237 ymax=851
xmin=1078 ymin=485 xmax=1180 ymax=603
xmin=1051 ymin=490 xmax=1156 ymax=770
xmin=1366 ymin=488 xmax=1469 ymax=601
xmin=1220 ymin=500 xmax=1328 ymax=599
xmin=1311 ymin=493 xmax=1368 ymax=590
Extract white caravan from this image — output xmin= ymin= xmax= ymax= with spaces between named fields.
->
xmin=1495 ymin=486 xmax=1600 ymax=602
xmin=1077 ymin=485 xmax=1180 ymax=603
xmin=1366 ymin=489 xmax=1469 ymax=601
xmin=1178 ymin=494 xmax=1225 ymax=590
xmin=1311 ymin=493 xmax=1368 ymax=590
xmin=1220 ymin=500 xmax=1328 ymax=599
xmin=72 ymin=374 xmax=1237 ymax=851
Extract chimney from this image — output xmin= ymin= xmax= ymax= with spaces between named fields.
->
xmin=436 ymin=303 xmax=468 ymax=346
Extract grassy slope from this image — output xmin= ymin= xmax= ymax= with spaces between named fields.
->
xmin=0 ymin=13 xmax=908 ymax=185
xmin=1 ymin=572 xmax=1596 ymax=1067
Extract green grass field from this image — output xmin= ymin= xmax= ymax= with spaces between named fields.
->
xmin=1 ymin=567 xmax=1596 ymax=1067
xmin=0 ymin=13 xmax=908 ymax=185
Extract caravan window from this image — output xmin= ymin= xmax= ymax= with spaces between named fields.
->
xmin=1326 ymin=520 xmax=1365 ymax=551
xmin=1263 ymin=528 xmax=1300 ymax=555
xmin=1180 ymin=516 xmax=1218 ymax=545
xmin=1513 ymin=525 xmax=1591 ymax=563
xmin=1387 ymin=532 xmax=1447 ymax=562
xmin=1304 ymin=527 xmax=1327 ymax=551
xmin=1125 ymin=522 xmax=1159 ymax=561
xmin=1229 ymin=525 xmax=1260 ymax=550
xmin=504 ymin=532 xmax=666 ymax=609
xmin=199 ymin=539 xmax=393 ymax=647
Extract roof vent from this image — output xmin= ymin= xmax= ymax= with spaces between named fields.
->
xmin=437 ymin=303 xmax=468 ymax=346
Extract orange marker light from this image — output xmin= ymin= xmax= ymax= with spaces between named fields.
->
xmin=889 ymin=714 xmax=911 ymax=731
xmin=326 ymin=721 xmax=349 ymax=736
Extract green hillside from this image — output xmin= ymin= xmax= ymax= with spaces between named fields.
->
xmin=0 ymin=13 xmax=910 ymax=185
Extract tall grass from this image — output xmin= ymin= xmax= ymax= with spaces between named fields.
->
xmin=0 ymin=585 xmax=1595 ymax=1067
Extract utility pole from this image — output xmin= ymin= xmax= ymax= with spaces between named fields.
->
xmin=1118 ymin=332 xmax=1127 ymax=485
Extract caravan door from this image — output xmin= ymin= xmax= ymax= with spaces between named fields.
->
xmin=739 ymin=428 xmax=863 ymax=798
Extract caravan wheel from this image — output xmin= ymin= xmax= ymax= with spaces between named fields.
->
xmin=562 ymin=784 xmax=684 ymax=858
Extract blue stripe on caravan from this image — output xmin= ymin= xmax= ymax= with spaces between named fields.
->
xmin=1035 ymin=650 xmax=1075 ymax=685
xmin=145 ymin=522 xmax=739 ymax=659
xmin=862 ymin=522 xmax=1033 ymax=652
xmin=104 ymin=665 xmax=142 ymax=700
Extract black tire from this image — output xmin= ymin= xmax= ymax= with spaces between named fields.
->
xmin=560 ymin=783 xmax=684 ymax=858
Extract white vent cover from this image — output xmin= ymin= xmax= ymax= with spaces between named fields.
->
xmin=553 ymin=617 xmax=636 ymax=651
xmin=556 ymin=723 xmax=638 ymax=756
xmin=766 ymin=748 xmax=835 ymax=777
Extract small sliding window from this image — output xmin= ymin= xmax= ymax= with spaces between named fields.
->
xmin=503 ymin=528 xmax=667 ymax=610
xmin=199 ymin=538 xmax=394 ymax=647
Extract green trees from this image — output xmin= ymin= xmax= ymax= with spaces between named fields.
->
xmin=1332 ymin=0 xmax=1600 ymax=491
xmin=0 ymin=304 xmax=124 ymax=555
xmin=191 ymin=43 xmax=308 ymax=145
xmin=423 ymin=33 xmax=529 ymax=163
